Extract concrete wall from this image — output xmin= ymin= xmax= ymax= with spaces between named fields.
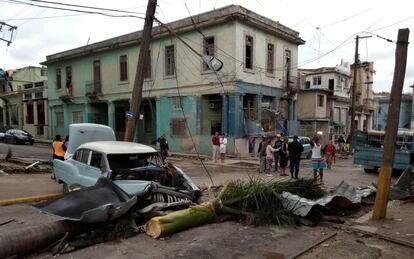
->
xmin=298 ymin=91 xmax=328 ymax=119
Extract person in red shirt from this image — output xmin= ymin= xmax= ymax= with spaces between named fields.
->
xmin=211 ymin=132 xmax=220 ymax=162
xmin=323 ymin=140 xmax=336 ymax=169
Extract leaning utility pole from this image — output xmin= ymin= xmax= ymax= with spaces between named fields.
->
xmin=372 ymin=28 xmax=410 ymax=220
xmin=349 ymin=35 xmax=371 ymax=146
xmin=124 ymin=0 xmax=157 ymax=141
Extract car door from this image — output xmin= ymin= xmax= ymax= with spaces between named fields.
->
xmin=81 ymin=150 xmax=106 ymax=187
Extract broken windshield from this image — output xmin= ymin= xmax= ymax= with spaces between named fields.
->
xmin=107 ymin=153 xmax=156 ymax=170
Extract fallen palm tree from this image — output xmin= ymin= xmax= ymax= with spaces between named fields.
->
xmin=145 ymin=178 xmax=326 ymax=238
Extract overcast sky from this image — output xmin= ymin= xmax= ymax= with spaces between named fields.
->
xmin=1 ymin=0 xmax=413 ymax=92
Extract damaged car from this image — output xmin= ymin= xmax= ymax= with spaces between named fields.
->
xmin=51 ymin=123 xmax=200 ymax=222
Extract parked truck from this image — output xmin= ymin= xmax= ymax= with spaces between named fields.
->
xmin=353 ymin=130 xmax=414 ymax=173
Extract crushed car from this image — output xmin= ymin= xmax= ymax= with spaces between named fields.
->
xmin=48 ymin=123 xmax=200 ymax=222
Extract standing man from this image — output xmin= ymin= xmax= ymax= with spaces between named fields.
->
xmin=157 ymin=134 xmax=169 ymax=161
xmin=337 ymin=135 xmax=345 ymax=153
xmin=257 ymin=136 xmax=267 ymax=173
xmin=288 ymin=135 xmax=304 ymax=179
xmin=211 ymin=132 xmax=220 ymax=162
xmin=310 ymin=133 xmax=326 ymax=181
xmin=273 ymin=134 xmax=282 ymax=172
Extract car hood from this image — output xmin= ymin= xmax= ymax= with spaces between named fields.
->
xmin=65 ymin=123 xmax=116 ymax=159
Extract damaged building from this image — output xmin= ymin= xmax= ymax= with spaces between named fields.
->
xmin=42 ymin=5 xmax=304 ymax=156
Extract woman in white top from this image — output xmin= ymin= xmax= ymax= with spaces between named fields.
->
xmin=310 ymin=134 xmax=326 ymax=181
xmin=219 ymin=133 xmax=228 ymax=163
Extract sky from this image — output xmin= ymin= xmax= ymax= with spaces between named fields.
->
xmin=0 ymin=0 xmax=413 ymax=93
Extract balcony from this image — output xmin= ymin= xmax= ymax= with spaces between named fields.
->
xmin=85 ymin=81 xmax=102 ymax=102
xmin=58 ymin=89 xmax=73 ymax=103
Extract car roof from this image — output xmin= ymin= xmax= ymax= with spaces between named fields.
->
xmin=78 ymin=141 xmax=157 ymax=154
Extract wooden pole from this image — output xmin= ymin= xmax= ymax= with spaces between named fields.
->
xmin=349 ymin=36 xmax=359 ymax=145
xmin=124 ymin=0 xmax=157 ymax=141
xmin=372 ymin=28 xmax=410 ymax=220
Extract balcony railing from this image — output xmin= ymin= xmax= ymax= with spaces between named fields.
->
xmin=85 ymin=81 xmax=102 ymax=96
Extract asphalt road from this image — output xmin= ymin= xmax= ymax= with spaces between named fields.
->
xmin=0 ymin=142 xmax=52 ymax=161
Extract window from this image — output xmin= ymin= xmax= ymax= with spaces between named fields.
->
xmin=313 ymin=76 xmax=321 ymax=85
xmin=56 ymin=68 xmax=62 ymax=89
xmin=245 ymin=35 xmax=253 ymax=69
xmin=171 ymin=96 xmax=183 ymax=110
xmin=34 ymin=91 xmax=43 ymax=99
xmin=24 ymin=93 xmax=32 ymax=100
xmin=26 ymin=103 xmax=34 ymax=124
xmin=24 ymin=83 xmax=33 ymax=89
xmin=143 ymin=103 xmax=153 ymax=133
xmin=144 ymin=50 xmax=151 ymax=79
xmin=203 ymin=36 xmax=215 ymax=71
xmin=285 ymin=49 xmax=291 ymax=81
xmin=165 ymin=45 xmax=175 ymax=76
xmin=56 ymin=111 xmax=63 ymax=126
xmin=41 ymin=69 xmax=47 ymax=76
xmin=35 ymin=82 xmax=44 ymax=87
xmin=305 ymin=81 xmax=311 ymax=89
xmin=333 ymin=107 xmax=340 ymax=122
xmin=65 ymin=66 xmax=72 ymax=86
xmin=80 ymin=149 xmax=90 ymax=164
xmin=119 ymin=55 xmax=128 ymax=81
xmin=317 ymin=95 xmax=324 ymax=107
xmin=93 ymin=60 xmax=101 ymax=83
xmin=266 ymin=43 xmax=274 ymax=74
xmin=90 ymin=151 xmax=104 ymax=170
xmin=329 ymin=79 xmax=334 ymax=90
xmin=171 ymin=118 xmax=186 ymax=135
xmin=72 ymin=111 xmax=83 ymax=123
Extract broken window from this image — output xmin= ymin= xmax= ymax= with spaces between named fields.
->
xmin=266 ymin=43 xmax=274 ymax=74
xmin=245 ymin=36 xmax=253 ymax=69
xmin=56 ymin=68 xmax=62 ymax=89
xmin=203 ymin=36 xmax=215 ymax=71
xmin=171 ymin=118 xmax=186 ymax=135
xmin=119 ymin=55 xmax=128 ymax=81
xmin=165 ymin=45 xmax=175 ymax=76
xmin=244 ymin=95 xmax=256 ymax=120
xmin=285 ymin=49 xmax=291 ymax=83
xmin=144 ymin=49 xmax=151 ymax=79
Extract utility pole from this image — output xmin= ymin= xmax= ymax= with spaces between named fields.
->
xmin=372 ymin=28 xmax=410 ymax=220
xmin=349 ymin=35 xmax=371 ymax=146
xmin=124 ymin=0 xmax=157 ymax=141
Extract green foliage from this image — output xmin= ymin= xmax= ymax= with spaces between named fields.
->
xmin=217 ymin=177 xmax=326 ymax=225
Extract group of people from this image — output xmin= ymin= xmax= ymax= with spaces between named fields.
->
xmin=257 ymin=134 xmax=304 ymax=178
xmin=255 ymin=133 xmax=338 ymax=182
xmin=211 ymin=132 xmax=228 ymax=163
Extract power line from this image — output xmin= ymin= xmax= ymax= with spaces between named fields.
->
xmin=370 ymin=15 xmax=414 ymax=32
xmin=30 ymin=0 xmax=145 ymax=15
xmin=319 ymin=8 xmax=371 ymax=29
xmin=1 ymin=0 xmax=145 ymax=19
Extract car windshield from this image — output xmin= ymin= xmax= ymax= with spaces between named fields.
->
xmin=107 ymin=153 xmax=157 ymax=170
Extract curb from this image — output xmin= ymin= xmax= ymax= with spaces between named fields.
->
xmin=0 ymin=193 xmax=63 ymax=206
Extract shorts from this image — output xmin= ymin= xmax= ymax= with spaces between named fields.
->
xmin=312 ymin=158 xmax=326 ymax=170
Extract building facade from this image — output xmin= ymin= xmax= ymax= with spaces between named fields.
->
xmin=297 ymin=61 xmax=351 ymax=143
xmin=352 ymin=61 xmax=376 ymax=131
xmin=42 ymin=5 xmax=304 ymax=156
xmin=0 ymin=66 xmax=48 ymax=138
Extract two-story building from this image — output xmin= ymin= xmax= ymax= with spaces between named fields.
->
xmin=42 ymin=5 xmax=304 ymax=156
xmin=297 ymin=61 xmax=351 ymax=143
xmin=0 ymin=66 xmax=49 ymax=138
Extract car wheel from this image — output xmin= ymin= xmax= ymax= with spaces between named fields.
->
xmin=4 ymin=138 xmax=7 ymax=144
xmin=29 ymin=140 xmax=34 ymax=145
xmin=62 ymin=182 xmax=69 ymax=194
